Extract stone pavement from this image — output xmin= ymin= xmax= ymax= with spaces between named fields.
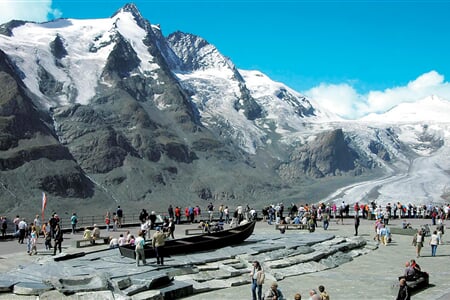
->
xmin=0 ymin=218 xmax=449 ymax=299
xmin=184 ymin=218 xmax=450 ymax=300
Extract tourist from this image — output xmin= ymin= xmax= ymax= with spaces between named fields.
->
xmin=294 ymin=293 xmax=301 ymax=300
xmin=92 ymin=224 xmax=101 ymax=243
xmin=175 ymin=206 xmax=181 ymax=224
xmin=373 ymin=219 xmax=382 ymax=242
xmin=167 ymin=218 xmax=175 ymax=239
xmin=44 ymin=229 xmax=52 ymax=250
xmin=1 ymin=216 xmax=7 ymax=237
xmin=134 ymin=230 xmax=146 ymax=267
xmin=264 ymin=281 xmax=284 ymax=300
xmin=437 ymin=220 xmax=444 ymax=243
xmin=26 ymin=223 xmax=32 ymax=254
xmin=53 ymin=224 xmax=63 ymax=255
xmin=322 ymin=210 xmax=330 ymax=230
xmin=49 ymin=213 xmax=58 ymax=238
xmin=185 ymin=207 xmax=190 ymax=222
xmin=402 ymin=261 xmax=416 ymax=280
xmin=33 ymin=215 xmax=41 ymax=237
xmin=105 ymin=211 xmax=111 ymax=231
xmin=109 ymin=236 xmax=119 ymax=249
xmin=412 ymin=229 xmax=425 ymax=257
xmin=116 ymin=206 xmax=123 ymax=228
xmin=429 ymin=230 xmax=440 ymax=257
xmin=250 ymin=260 xmax=265 ymax=300
xmin=168 ymin=205 xmax=174 ymax=220
xmin=224 ymin=206 xmax=230 ymax=224
xmin=125 ymin=230 xmax=132 ymax=243
xmin=70 ymin=212 xmax=78 ymax=234
xmin=354 ymin=214 xmax=360 ymax=236
xmin=17 ymin=218 xmax=27 ymax=244
xmin=141 ymin=219 xmax=149 ymax=238
xmin=13 ymin=215 xmax=20 ymax=232
xmin=152 ymin=227 xmax=166 ymax=265
xmin=396 ymin=278 xmax=410 ymax=300
xmin=207 ymin=202 xmax=214 ymax=222
xmin=139 ymin=209 xmax=148 ymax=223
xmin=318 ymin=285 xmax=329 ymax=300
xmin=410 ymin=259 xmax=421 ymax=275
xmin=128 ymin=235 xmax=135 ymax=246
xmin=112 ymin=212 xmax=118 ymax=231
xmin=118 ymin=234 xmax=126 ymax=246
xmin=149 ymin=211 xmax=157 ymax=230
xmin=380 ymin=224 xmax=388 ymax=246
xmin=219 ymin=204 xmax=224 ymax=221
xmin=83 ymin=227 xmax=93 ymax=244
xmin=29 ymin=226 xmax=38 ymax=255
xmin=308 ymin=289 xmax=321 ymax=300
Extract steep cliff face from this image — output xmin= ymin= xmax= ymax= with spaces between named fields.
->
xmin=0 ymin=50 xmax=98 ymax=213
xmin=277 ymin=129 xmax=363 ymax=181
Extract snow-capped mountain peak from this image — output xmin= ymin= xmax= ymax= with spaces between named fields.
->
xmin=0 ymin=5 xmax=159 ymax=107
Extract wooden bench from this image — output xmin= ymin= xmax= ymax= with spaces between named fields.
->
xmin=72 ymin=237 xmax=110 ymax=248
xmin=275 ymin=223 xmax=308 ymax=230
xmin=185 ymin=228 xmax=205 ymax=235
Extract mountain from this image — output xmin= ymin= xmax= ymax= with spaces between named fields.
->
xmin=0 ymin=3 xmax=449 ymax=217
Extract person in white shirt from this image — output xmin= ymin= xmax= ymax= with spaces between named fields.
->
xmin=118 ymin=234 xmax=127 ymax=246
xmin=109 ymin=236 xmax=119 ymax=249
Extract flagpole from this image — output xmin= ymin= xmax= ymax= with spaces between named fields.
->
xmin=42 ymin=192 xmax=47 ymax=221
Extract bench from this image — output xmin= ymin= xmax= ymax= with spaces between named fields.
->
xmin=185 ymin=228 xmax=205 ymax=235
xmin=275 ymin=224 xmax=308 ymax=230
xmin=72 ymin=237 xmax=110 ymax=248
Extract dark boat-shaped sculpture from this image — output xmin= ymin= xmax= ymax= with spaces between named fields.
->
xmin=119 ymin=220 xmax=256 ymax=259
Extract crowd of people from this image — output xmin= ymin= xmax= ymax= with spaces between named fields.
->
xmin=250 ymin=259 xmax=330 ymax=300
xmin=1 ymin=199 xmax=449 ymax=299
xmin=0 ymin=212 xmax=65 ymax=256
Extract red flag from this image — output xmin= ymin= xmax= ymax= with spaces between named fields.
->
xmin=42 ymin=192 xmax=47 ymax=220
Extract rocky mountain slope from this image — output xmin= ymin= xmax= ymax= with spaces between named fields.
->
xmin=0 ymin=3 xmax=449 ymax=217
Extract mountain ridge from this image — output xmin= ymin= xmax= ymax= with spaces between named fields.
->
xmin=0 ymin=3 xmax=449 ymax=217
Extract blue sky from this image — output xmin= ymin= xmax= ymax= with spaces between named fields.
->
xmin=1 ymin=0 xmax=450 ymax=119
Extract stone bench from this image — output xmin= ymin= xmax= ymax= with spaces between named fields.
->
xmin=275 ymin=223 xmax=308 ymax=230
xmin=72 ymin=237 xmax=110 ymax=248
xmin=185 ymin=228 xmax=205 ymax=235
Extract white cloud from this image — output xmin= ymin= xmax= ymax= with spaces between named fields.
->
xmin=0 ymin=0 xmax=61 ymax=24
xmin=303 ymin=70 xmax=450 ymax=119
xmin=303 ymin=82 xmax=362 ymax=118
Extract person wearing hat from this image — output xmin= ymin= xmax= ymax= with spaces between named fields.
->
xmin=152 ymin=226 xmax=166 ymax=265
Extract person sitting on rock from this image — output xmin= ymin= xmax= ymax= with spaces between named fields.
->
xmin=83 ymin=227 xmax=93 ymax=244
xmin=92 ymin=224 xmax=101 ymax=244
xmin=109 ymin=236 xmax=119 ymax=249
xmin=264 ymin=281 xmax=284 ymax=300
xmin=402 ymin=261 xmax=416 ymax=281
